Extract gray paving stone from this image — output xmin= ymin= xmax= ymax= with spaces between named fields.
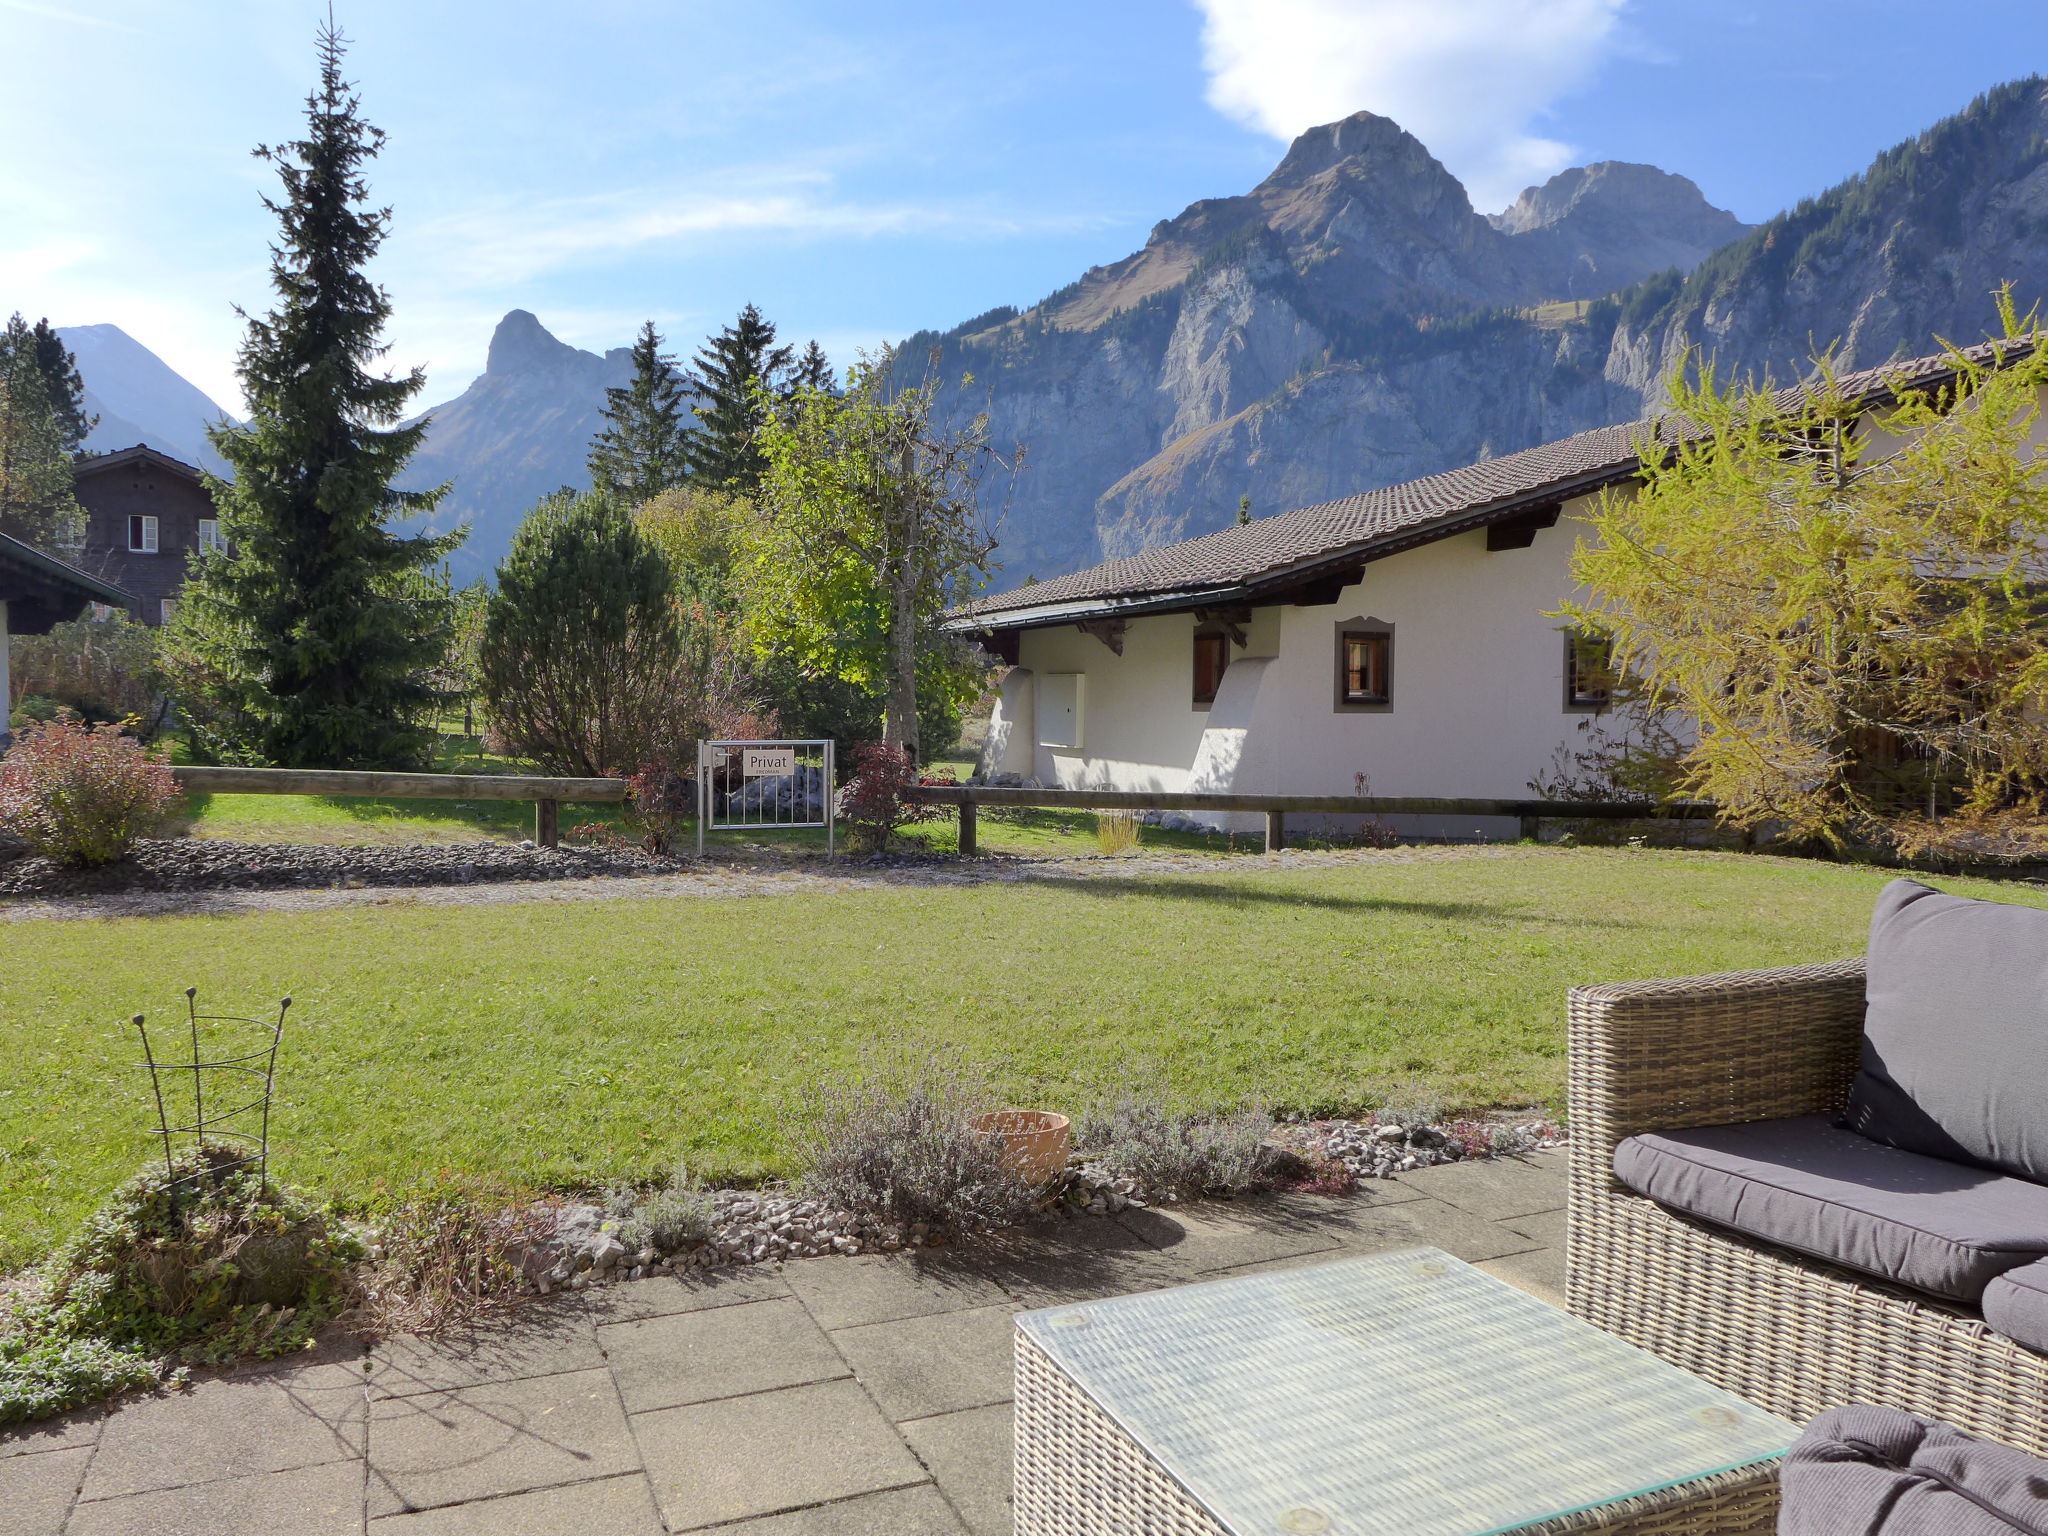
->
xmin=83 ymin=1358 xmax=369 ymax=1501
xmin=1477 ymin=1246 xmax=1568 ymax=1309
xmin=585 ymin=1265 xmax=792 ymax=1325
xmin=1501 ymin=1207 xmax=1568 ymax=1250
xmin=830 ymin=1304 xmax=1018 ymax=1421
xmin=1303 ymin=1193 xmax=1546 ymax=1263
xmin=370 ymin=1299 xmax=600 ymax=1397
xmin=0 ymin=1406 xmax=101 ymax=1460
xmin=901 ymin=1403 xmax=1014 ymax=1536
xmin=972 ymin=1218 xmax=1199 ymax=1308
xmin=1118 ymin=1202 xmax=1348 ymax=1273
xmin=68 ymin=1458 xmax=363 ymax=1536
xmin=720 ymin=1484 xmax=969 ymax=1535
xmin=0 ymin=1444 xmax=89 ymax=1536
xmin=365 ymin=1366 xmax=636 ymax=1516
xmin=368 ymin=1471 xmax=664 ymax=1534
xmin=634 ymin=1376 xmax=929 ymax=1531
xmin=1392 ymin=1152 xmax=1568 ymax=1221
xmin=599 ymin=1297 xmax=846 ymax=1413
xmin=784 ymin=1251 xmax=1011 ymax=1331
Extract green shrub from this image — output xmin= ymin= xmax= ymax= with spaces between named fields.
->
xmin=0 ymin=716 xmax=183 ymax=866
xmin=1 ymin=1147 xmax=361 ymax=1424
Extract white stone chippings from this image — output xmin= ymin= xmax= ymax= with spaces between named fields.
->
xmin=502 ymin=1116 xmax=1561 ymax=1293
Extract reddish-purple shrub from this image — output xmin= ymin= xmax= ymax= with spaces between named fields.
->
xmin=839 ymin=743 xmax=943 ymax=853
xmin=0 ymin=718 xmax=183 ymax=866
xmin=625 ymin=760 xmax=695 ymax=853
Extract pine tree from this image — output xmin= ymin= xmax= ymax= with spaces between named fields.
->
xmin=587 ymin=320 xmax=691 ymax=505
xmin=0 ymin=317 xmax=85 ymax=550
xmin=683 ymin=304 xmax=791 ymax=491
xmin=790 ymin=339 xmax=834 ymax=395
xmin=0 ymin=316 xmax=94 ymax=456
xmin=166 ymin=24 xmax=461 ymax=769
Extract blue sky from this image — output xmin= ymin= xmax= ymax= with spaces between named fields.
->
xmin=4 ymin=0 xmax=2045 ymax=412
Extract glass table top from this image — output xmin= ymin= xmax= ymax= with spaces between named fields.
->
xmin=1016 ymin=1246 xmax=1796 ymax=1536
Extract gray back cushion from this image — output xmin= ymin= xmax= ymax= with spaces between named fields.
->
xmin=1840 ymin=880 xmax=2048 ymax=1184
xmin=1780 ymin=1405 xmax=2048 ymax=1536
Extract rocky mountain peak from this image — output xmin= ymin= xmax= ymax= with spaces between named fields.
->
xmin=1491 ymin=162 xmax=1748 ymax=249
xmin=1266 ymin=110 xmax=1448 ymax=188
xmin=485 ymin=309 xmax=586 ymax=375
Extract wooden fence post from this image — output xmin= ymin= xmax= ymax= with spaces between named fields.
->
xmin=534 ymin=798 xmax=560 ymax=848
xmin=958 ymin=797 xmax=977 ymax=858
xmin=1264 ymin=810 xmax=1285 ymax=854
xmin=1518 ymin=814 xmax=1540 ymax=843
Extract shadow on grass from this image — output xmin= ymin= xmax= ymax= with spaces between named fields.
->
xmin=1026 ymin=873 xmax=1640 ymax=926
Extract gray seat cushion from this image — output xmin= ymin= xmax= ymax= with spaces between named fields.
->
xmin=1612 ymin=1115 xmax=2048 ymax=1301
xmin=1983 ymin=1260 xmax=2048 ymax=1356
xmin=1842 ymin=879 xmax=2048 ymax=1184
xmin=1780 ymin=1405 xmax=2048 ymax=1536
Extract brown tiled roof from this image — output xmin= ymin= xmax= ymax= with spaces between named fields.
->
xmin=948 ymin=337 xmax=2034 ymax=630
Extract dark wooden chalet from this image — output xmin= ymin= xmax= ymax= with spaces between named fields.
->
xmin=71 ymin=444 xmax=221 ymax=626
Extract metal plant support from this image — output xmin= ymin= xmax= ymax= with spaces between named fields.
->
xmin=133 ymin=987 xmax=289 ymax=1196
xmin=696 ymin=739 xmax=836 ymax=856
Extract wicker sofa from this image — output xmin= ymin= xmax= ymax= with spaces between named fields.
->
xmin=1566 ymin=954 xmax=2048 ymax=1458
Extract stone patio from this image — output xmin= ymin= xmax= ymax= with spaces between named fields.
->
xmin=1 ymin=1152 xmax=1566 ymax=1536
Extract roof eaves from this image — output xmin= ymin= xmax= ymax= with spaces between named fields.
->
xmin=0 ymin=531 xmax=135 ymax=607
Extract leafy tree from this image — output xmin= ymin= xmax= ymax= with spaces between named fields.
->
xmin=0 ymin=319 xmax=85 ymax=551
xmin=166 ymin=25 xmax=461 ymax=769
xmin=1563 ymin=293 xmax=2048 ymax=849
xmin=481 ymin=490 xmax=747 ymax=776
xmin=683 ymin=304 xmax=790 ymax=491
xmin=0 ymin=315 xmax=94 ymax=456
xmin=587 ymin=320 xmax=692 ymax=504
xmin=747 ymin=348 xmax=1001 ymax=761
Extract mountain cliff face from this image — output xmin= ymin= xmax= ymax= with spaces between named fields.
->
xmin=61 ymin=324 xmax=239 ymax=475
xmin=1604 ymin=77 xmax=2048 ymax=396
xmin=909 ymin=112 xmax=1748 ymax=582
xmin=401 ymin=310 xmax=632 ymax=583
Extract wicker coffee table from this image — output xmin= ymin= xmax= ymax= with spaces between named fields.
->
xmin=1013 ymin=1247 xmax=1797 ymax=1536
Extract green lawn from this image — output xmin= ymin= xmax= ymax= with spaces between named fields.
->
xmin=4 ymin=849 xmax=2029 ymax=1269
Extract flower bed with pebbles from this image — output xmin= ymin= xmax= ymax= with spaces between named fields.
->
xmin=1274 ymin=1114 xmax=1566 ymax=1184
xmin=502 ymin=1117 xmax=1563 ymax=1293
xmin=0 ymin=837 xmax=689 ymax=897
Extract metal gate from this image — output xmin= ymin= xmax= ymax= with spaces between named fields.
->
xmin=696 ymin=739 xmax=836 ymax=855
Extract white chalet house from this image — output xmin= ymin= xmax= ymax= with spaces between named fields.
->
xmin=944 ymin=341 xmax=2041 ymax=838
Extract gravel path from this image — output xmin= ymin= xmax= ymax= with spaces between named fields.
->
xmin=0 ymin=843 xmax=1527 ymax=922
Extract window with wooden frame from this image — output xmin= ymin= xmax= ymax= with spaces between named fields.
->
xmin=127 ymin=514 xmax=158 ymax=553
xmin=197 ymin=518 xmax=225 ymax=554
xmin=1332 ymin=617 xmax=1393 ymax=711
xmin=1192 ymin=630 xmax=1231 ymax=707
xmin=1564 ymin=629 xmax=1613 ymax=711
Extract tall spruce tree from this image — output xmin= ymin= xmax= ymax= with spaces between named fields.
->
xmin=0 ymin=316 xmax=94 ymax=455
xmin=168 ymin=24 xmax=461 ymax=769
xmin=790 ymin=339 xmax=834 ymax=395
xmin=0 ymin=316 xmax=86 ymax=550
xmin=683 ymin=304 xmax=790 ymax=491
xmin=587 ymin=320 xmax=691 ymax=504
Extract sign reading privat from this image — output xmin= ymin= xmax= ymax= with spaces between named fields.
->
xmin=743 ymin=748 xmax=796 ymax=775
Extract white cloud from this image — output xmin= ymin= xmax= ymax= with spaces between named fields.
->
xmin=1191 ymin=0 xmax=1631 ymax=211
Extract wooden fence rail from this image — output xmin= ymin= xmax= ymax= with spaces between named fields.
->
xmin=904 ymin=784 xmax=1713 ymax=857
xmin=163 ymin=766 xmax=1709 ymax=858
xmin=170 ymin=766 xmax=626 ymax=848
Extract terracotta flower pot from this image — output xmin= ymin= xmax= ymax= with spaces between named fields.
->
xmin=969 ymin=1110 xmax=1072 ymax=1186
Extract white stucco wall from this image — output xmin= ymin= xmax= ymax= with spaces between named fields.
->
xmin=983 ymin=503 xmax=1609 ymax=832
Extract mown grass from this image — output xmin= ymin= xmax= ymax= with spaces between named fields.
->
xmin=6 ymin=848 xmax=2030 ymax=1268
